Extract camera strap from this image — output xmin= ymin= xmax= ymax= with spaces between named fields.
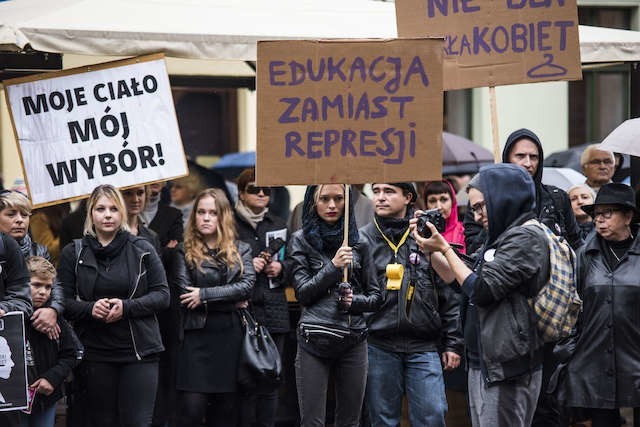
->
xmin=374 ymin=218 xmax=411 ymax=290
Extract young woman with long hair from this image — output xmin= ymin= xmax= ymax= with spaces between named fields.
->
xmin=174 ymin=188 xmax=255 ymax=427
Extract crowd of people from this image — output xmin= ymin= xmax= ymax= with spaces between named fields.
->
xmin=0 ymin=127 xmax=639 ymax=427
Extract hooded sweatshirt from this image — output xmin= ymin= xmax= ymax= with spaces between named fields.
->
xmin=500 ymin=128 xmax=582 ymax=249
xmin=462 ymin=164 xmax=541 ymax=373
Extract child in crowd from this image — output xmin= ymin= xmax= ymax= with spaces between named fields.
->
xmin=21 ymin=256 xmax=80 ymax=427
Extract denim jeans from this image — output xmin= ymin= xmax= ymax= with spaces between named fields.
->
xmin=365 ymin=344 xmax=447 ymax=427
xmin=20 ymin=403 xmax=57 ymax=427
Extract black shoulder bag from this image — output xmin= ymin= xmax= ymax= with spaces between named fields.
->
xmin=237 ymin=308 xmax=282 ymax=389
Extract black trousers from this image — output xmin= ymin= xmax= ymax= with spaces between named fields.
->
xmin=84 ymin=359 xmax=159 ymax=427
xmin=238 ymin=333 xmax=286 ymax=427
xmin=178 ymin=391 xmax=239 ymax=427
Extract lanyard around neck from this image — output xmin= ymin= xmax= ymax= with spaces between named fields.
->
xmin=374 ymin=217 xmax=411 ymax=258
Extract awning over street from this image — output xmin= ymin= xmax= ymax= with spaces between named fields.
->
xmin=2 ymin=0 xmax=640 ymax=64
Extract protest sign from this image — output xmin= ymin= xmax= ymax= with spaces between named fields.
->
xmin=0 ymin=312 xmax=27 ymax=412
xmin=395 ymin=0 xmax=581 ymax=90
xmin=256 ymin=39 xmax=444 ymax=185
xmin=4 ymin=54 xmax=188 ymax=207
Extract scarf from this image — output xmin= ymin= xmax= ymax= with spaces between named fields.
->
xmin=235 ymin=200 xmax=268 ymax=230
xmin=17 ymin=233 xmax=32 ymax=258
xmin=374 ymin=214 xmax=411 ymax=244
xmin=141 ymin=193 xmax=160 ymax=225
xmin=86 ymin=230 xmax=129 ymax=259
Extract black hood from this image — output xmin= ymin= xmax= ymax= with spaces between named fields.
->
xmin=301 ymin=185 xmax=359 ymax=253
xmin=502 ymin=128 xmax=544 ymax=183
xmin=480 ymin=164 xmax=536 ymax=245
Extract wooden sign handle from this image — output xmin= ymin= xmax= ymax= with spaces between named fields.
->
xmin=489 ymin=86 xmax=501 ymax=163
xmin=342 ymin=184 xmax=350 ymax=283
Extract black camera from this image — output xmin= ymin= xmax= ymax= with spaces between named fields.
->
xmin=416 ymin=209 xmax=446 ymax=238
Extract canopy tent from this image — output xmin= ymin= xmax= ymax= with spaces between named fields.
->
xmin=2 ymin=0 xmax=640 ymax=64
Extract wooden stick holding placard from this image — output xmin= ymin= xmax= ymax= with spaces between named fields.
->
xmin=489 ymin=86 xmax=501 ymax=163
xmin=342 ymin=184 xmax=350 ymax=282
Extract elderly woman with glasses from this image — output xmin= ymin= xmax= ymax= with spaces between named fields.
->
xmin=558 ymin=183 xmax=640 ymax=426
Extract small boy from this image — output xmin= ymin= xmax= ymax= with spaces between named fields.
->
xmin=21 ymin=256 xmax=80 ymax=427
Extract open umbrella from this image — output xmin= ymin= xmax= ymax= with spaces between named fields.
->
xmin=541 ymin=167 xmax=586 ymax=192
xmin=599 ymin=118 xmax=640 ymax=157
xmin=442 ymin=132 xmax=493 ymax=175
xmin=212 ymin=151 xmax=256 ymax=180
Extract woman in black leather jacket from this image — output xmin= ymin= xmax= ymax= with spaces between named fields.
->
xmin=174 ymin=188 xmax=255 ymax=427
xmin=288 ymin=184 xmax=381 ymax=427
xmin=58 ymin=184 xmax=169 ymax=427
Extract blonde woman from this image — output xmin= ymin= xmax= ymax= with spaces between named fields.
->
xmin=57 ymin=184 xmax=169 ymax=427
xmin=174 ymin=188 xmax=255 ymax=427
xmin=288 ymin=184 xmax=381 ymax=427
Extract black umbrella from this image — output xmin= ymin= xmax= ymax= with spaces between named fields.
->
xmin=442 ymin=132 xmax=493 ymax=175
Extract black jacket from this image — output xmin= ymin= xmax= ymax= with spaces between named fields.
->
xmin=464 ymin=128 xmax=582 ymax=253
xmin=560 ymin=230 xmax=640 ymax=408
xmin=0 ymin=233 xmax=32 ymax=315
xmin=58 ymin=234 xmax=170 ymax=359
xmin=26 ymin=317 xmax=80 ymax=412
xmin=288 ymin=230 xmax=382 ymax=332
xmin=24 ymin=239 xmax=64 ymax=315
xmin=148 ymin=204 xmax=183 ymax=248
xmin=462 ymin=165 xmax=549 ymax=384
xmin=173 ymin=241 xmax=255 ymax=334
xmin=234 ymin=211 xmax=290 ymax=333
xmin=359 ymin=220 xmax=463 ymax=355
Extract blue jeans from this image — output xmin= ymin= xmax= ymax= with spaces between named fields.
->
xmin=365 ymin=344 xmax=447 ymax=427
xmin=20 ymin=403 xmax=57 ymax=427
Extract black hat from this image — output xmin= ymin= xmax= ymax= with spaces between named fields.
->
xmin=581 ymin=183 xmax=637 ymax=217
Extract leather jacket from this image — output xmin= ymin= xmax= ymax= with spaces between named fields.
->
xmin=173 ymin=241 xmax=255 ymax=334
xmin=0 ymin=233 xmax=32 ymax=315
xmin=359 ymin=222 xmax=463 ymax=354
xmin=560 ymin=229 xmax=640 ymax=408
xmin=287 ymin=230 xmax=382 ymax=332
xmin=58 ymin=234 xmax=170 ymax=359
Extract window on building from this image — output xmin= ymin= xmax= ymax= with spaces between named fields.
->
xmin=569 ymin=7 xmax=632 ymax=146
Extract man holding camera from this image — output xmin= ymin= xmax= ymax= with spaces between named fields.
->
xmin=416 ymin=164 xmax=549 ymax=426
xmin=359 ymin=182 xmax=463 ymax=427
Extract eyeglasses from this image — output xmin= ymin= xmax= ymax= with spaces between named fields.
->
xmin=245 ymin=186 xmax=271 ymax=196
xmin=469 ymin=200 xmax=486 ymax=214
xmin=593 ymin=208 xmax=621 ymax=219
xmin=587 ymin=158 xmax=614 ymax=166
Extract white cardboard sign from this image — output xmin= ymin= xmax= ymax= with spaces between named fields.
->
xmin=4 ymin=54 xmax=187 ymax=207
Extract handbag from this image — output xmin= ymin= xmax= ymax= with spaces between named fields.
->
xmin=238 ymin=308 xmax=282 ymax=389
